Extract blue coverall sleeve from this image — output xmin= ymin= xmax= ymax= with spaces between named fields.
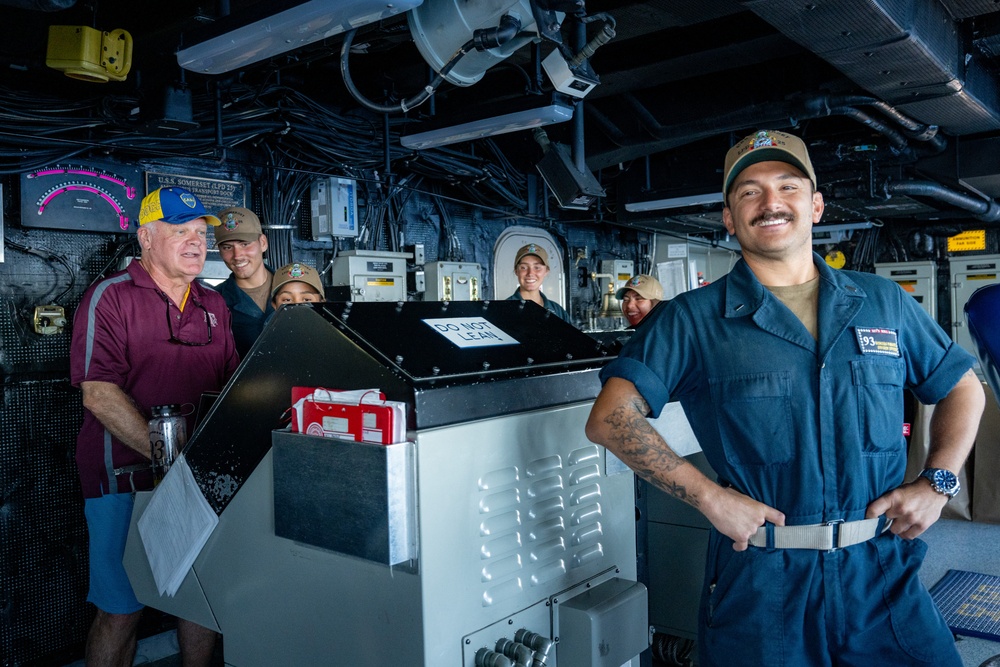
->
xmin=598 ymin=298 xmax=701 ymax=419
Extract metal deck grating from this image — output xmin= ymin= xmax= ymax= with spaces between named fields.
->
xmin=930 ymin=569 xmax=1000 ymax=642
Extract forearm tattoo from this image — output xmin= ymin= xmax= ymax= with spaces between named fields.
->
xmin=602 ymin=396 xmax=698 ymax=507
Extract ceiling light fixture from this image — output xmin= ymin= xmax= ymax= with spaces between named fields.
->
xmin=176 ymin=0 xmax=422 ymax=75
xmin=624 ymin=192 xmax=724 ymax=212
xmin=400 ymin=100 xmax=574 ymax=150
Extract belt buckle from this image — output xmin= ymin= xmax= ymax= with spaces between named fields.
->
xmin=826 ymin=519 xmax=845 ymax=552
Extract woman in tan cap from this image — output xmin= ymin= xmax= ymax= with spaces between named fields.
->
xmin=270 ymin=262 xmax=325 ymax=307
xmin=506 ymin=243 xmax=571 ymax=323
xmin=616 ymin=274 xmax=664 ymax=328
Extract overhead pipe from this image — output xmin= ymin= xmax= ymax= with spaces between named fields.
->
xmin=819 ymin=94 xmax=943 ymax=144
xmin=834 ymin=179 xmax=1000 ymax=223
xmin=620 ymin=92 xmax=947 ymax=157
xmin=887 ymin=181 xmax=1000 ymax=223
xmin=584 ymin=104 xmax=644 ymax=147
xmin=827 ymin=105 xmax=910 ymax=151
xmin=213 ymin=80 xmax=226 ymax=159
xmin=624 ymin=93 xmax=801 ymax=146
xmin=802 ymin=94 xmax=946 ymax=152
xmin=572 ymin=18 xmax=586 ymax=174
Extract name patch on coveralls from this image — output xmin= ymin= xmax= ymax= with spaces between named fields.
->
xmin=855 ymin=327 xmax=900 ymax=357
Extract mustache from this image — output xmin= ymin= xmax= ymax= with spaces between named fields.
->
xmin=751 ymin=212 xmax=794 ymax=226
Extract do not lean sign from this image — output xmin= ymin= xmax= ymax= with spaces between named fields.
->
xmin=422 ymin=317 xmax=520 ymax=348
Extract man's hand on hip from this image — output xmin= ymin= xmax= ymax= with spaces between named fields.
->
xmin=866 ymin=480 xmax=949 ymax=540
xmin=703 ymin=485 xmax=786 ymax=552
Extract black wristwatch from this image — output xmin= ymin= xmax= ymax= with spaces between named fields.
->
xmin=918 ymin=468 xmax=960 ymax=499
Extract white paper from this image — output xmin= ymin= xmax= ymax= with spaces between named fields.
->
xmin=647 ymin=401 xmax=702 ymax=457
xmin=667 ymin=243 xmax=688 ymax=259
xmin=137 ymin=454 xmax=219 ymax=597
xmin=656 ymin=260 xmax=688 ymax=301
xmin=311 ymin=388 xmax=384 ymax=404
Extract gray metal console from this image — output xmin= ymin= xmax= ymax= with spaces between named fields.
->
xmin=125 ymin=300 xmax=648 ymax=666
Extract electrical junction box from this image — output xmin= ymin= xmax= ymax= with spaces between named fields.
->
xmin=33 ymin=305 xmax=67 ymax=335
xmin=46 ymin=25 xmax=132 ymax=83
xmin=328 ymin=250 xmax=411 ymax=302
xmin=875 ymin=261 xmax=936 ymax=319
xmin=950 ymin=254 xmax=1000 ymax=379
xmin=424 ymin=262 xmax=482 ymax=301
xmin=556 ymin=577 xmax=649 ymax=667
xmin=310 ymin=177 xmax=358 ymax=239
xmin=601 ymin=259 xmax=634 ymax=296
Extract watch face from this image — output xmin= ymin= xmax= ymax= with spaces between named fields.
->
xmin=928 ymin=468 xmax=959 ymax=495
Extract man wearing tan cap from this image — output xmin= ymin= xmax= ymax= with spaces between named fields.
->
xmin=506 ymin=243 xmax=572 ymax=323
xmin=588 ymin=130 xmax=984 ymax=666
xmin=212 ymin=207 xmax=274 ymax=358
xmin=615 ymin=274 xmax=663 ymax=328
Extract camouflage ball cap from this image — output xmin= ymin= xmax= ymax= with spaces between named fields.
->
xmin=723 ymin=130 xmax=817 ymax=204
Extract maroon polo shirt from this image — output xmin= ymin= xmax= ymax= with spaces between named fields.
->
xmin=70 ymin=260 xmax=239 ymax=497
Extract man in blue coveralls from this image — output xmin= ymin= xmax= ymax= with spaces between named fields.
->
xmin=586 ymin=129 xmax=986 ymax=666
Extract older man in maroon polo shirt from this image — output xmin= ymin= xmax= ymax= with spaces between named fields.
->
xmin=71 ymin=186 xmax=238 ymax=667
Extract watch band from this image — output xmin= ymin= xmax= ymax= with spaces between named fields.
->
xmin=919 ymin=467 xmax=960 ymax=499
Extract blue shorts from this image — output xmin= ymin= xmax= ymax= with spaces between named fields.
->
xmin=85 ymin=494 xmax=144 ymax=615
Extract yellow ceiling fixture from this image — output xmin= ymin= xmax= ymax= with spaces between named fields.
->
xmin=45 ymin=25 xmax=133 ymax=83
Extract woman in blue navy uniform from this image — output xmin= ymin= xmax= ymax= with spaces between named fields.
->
xmin=506 ymin=243 xmax=571 ymax=323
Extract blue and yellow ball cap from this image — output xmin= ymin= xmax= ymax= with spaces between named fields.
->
xmin=139 ymin=187 xmax=221 ymax=227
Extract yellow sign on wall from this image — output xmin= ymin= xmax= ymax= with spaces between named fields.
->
xmin=948 ymin=230 xmax=987 ymax=252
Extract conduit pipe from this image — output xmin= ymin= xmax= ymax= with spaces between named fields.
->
xmin=475 ymin=647 xmax=514 ymax=667
xmin=619 ymin=92 xmax=946 ymax=156
xmin=514 ymin=629 xmax=554 ymax=667
xmin=887 ymin=181 xmax=1000 ymax=223
xmin=834 ymin=179 xmax=1000 ymax=223
xmin=496 ymin=638 xmax=534 ymax=665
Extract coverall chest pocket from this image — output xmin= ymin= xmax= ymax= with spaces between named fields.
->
xmin=709 ymin=371 xmax=793 ymax=466
xmin=851 ymin=358 xmax=906 ymax=453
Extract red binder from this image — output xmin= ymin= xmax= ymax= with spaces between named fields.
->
xmin=291 ymin=387 xmax=406 ymax=445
